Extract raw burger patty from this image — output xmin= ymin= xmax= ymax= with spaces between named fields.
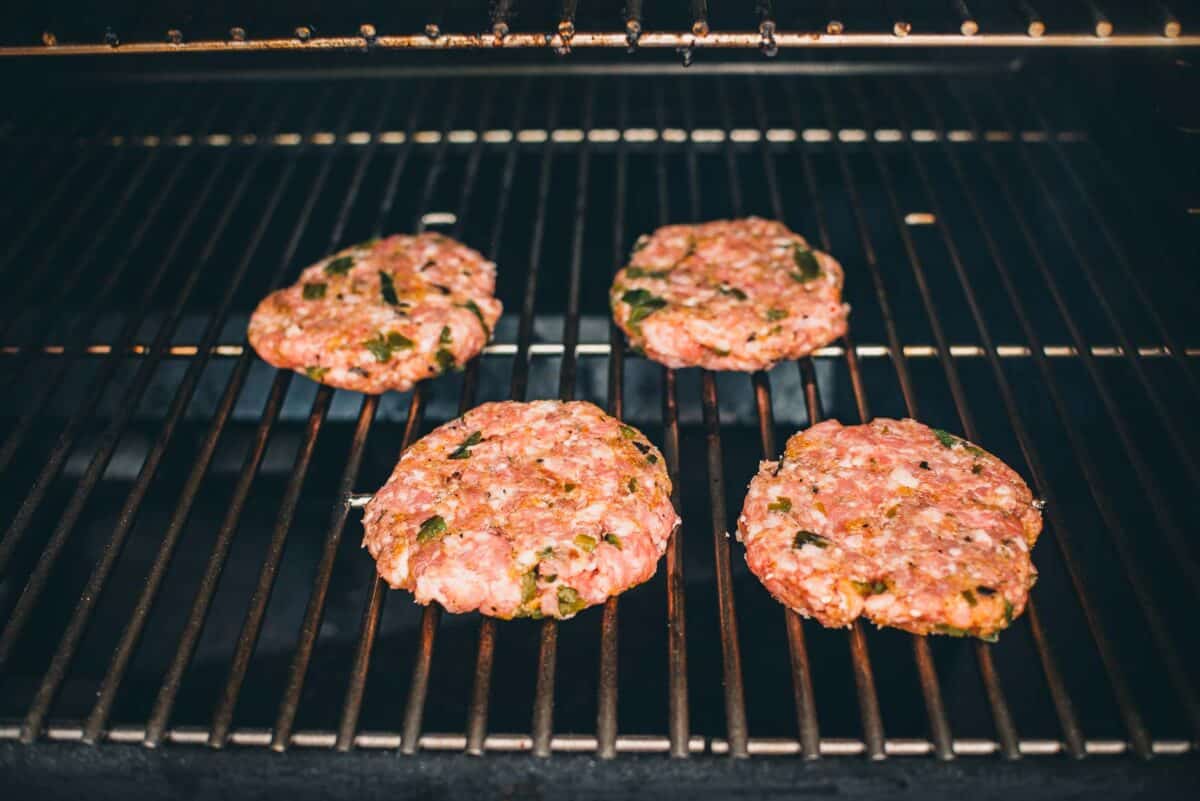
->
xmin=610 ymin=217 xmax=850 ymax=371
xmin=362 ymin=401 xmax=679 ymax=619
xmin=248 ymin=233 xmax=502 ymax=394
xmin=737 ymin=418 xmax=1042 ymax=640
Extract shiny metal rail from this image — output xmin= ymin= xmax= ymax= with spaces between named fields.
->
xmin=0 ymin=722 xmax=1192 ymax=757
xmin=1 ymin=342 xmax=1195 ymax=360
xmin=4 ymin=31 xmax=1197 ymax=58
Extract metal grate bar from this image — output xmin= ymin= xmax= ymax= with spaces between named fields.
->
xmin=803 ymin=76 xmax=897 ymax=762
xmin=2 ymin=70 xmax=1196 ymax=769
xmin=393 ymin=80 xmax=482 ymax=758
xmin=0 ymin=103 xmax=126 ymax=312
xmin=798 ymin=359 xmax=890 ymax=761
xmin=516 ymin=78 xmax=566 ymax=760
xmin=660 ymin=368 xmax=690 ymax=759
xmin=0 ymin=93 xmax=262 ymax=669
xmin=304 ymin=82 xmax=436 ymax=753
xmin=398 ymin=101 xmax=494 ymax=757
xmin=459 ymin=78 xmax=533 ymax=758
xmin=271 ymin=82 xmax=450 ymax=753
xmin=1066 ymin=66 xmax=1194 ymax=266
xmin=1030 ymin=94 xmax=1200 ymax=400
xmin=559 ymin=0 xmax=579 ymax=34
xmin=691 ymin=0 xmax=711 ymax=36
xmin=816 ymin=68 xmax=974 ymax=757
xmin=649 ymin=84 xmax=692 ymax=759
xmin=6 ymin=341 xmax=1197 ymax=362
xmin=556 ymin=82 xmax=594 ymax=406
xmin=19 ymin=93 xmax=299 ymax=745
xmin=994 ymin=92 xmax=1200 ymax=495
xmin=818 ymin=72 xmax=1048 ymax=761
xmin=528 ymin=80 xmax=595 ymax=760
xmin=595 ymin=78 xmax=630 ymax=761
xmin=846 ymin=75 xmax=1047 ymax=762
xmin=10 ymin=33 xmax=1200 ymax=56
xmin=962 ymin=77 xmax=1200 ymax=595
xmin=756 ymin=369 xmax=821 ymax=758
xmin=675 ymin=80 xmax=749 ymax=758
xmin=907 ymin=74 xmax=1171 ymax=753
xmin=9 ymin=721 xmax=1194 ymax=756
xmin=974 ymin=89 xmax=1200 ymax=594
xmin=141 ymin=89 xmax=359 ymax=747
xmin=912 ymin=75 xmax=1200 ymax=746
xmin=81 ymin=95 xmax=324 ymax=744
xmin=700 ymin=371 xmax=750 ymax=756
xmin=741 ymin=77 xmax=822 ymax=761
xmin=1015 ymin=1 xmax=1047 ymax=37
xmin=396 ymin=423 xmax=436 ymax=755
xmin=467 ymin=78 xmax=560 ymax=756
xmin=203 ymin=321 xmax=328 ymax=740
xmin=0 ymin=102 xmax=184 ymax=480
xmin=862 ymin=76 xmax=1031 ymax=758
xmin=206 ymin=85 xmax=392 ymax=749
xmin=336 ymin=388 xmax=427 ymax=751
xmin=857 ymin=73 xmax=1139 ymax=757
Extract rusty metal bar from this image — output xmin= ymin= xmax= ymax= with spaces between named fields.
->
xmin=525 ymin=86 xmax=568 ymax=757
xmin=800 ymin=75 xmax=898 ymax=762
xmin=7 ymin=29 xmax=1200 ymax=57
xmin=79 ymin=96 xmax=311 ymax=740
xmin=678 ymin=78 xmax=748 ymax=758
xmin=743 ymin=76 xmax=820 ymax=761
xmin=270 ymin=81 xmax=456 ymax=755
xmin=0 ymin=95 xmax=265 ymax=670
xmin=530 ymin=79 xmax=593 ymax=760
xmin=858 ymin=73 xmax=1103 ymax=756
xmin=1022 ymin=83 xmax=1200 ymax=403
xmin=138 ymin=89 xmax=363 ymax=747
xmin=649 ymin=82 xmax=692 ymax=759
xmin=595 ymin=78 xmax=631 ymax=761
xmin=0 ymin=105 xmax=132 ymax=341
xmin=0 ymin=103 xmax=191 ymax=506
xmin=982 ymin=99 xmax=1200 ymax=596
xmin=335 ymin=385 xmax=425 ymax=752
xmin=21 ymin=92 xmax=303 ymax=745
xmin=394 ymin=83 xmax=491 ymax=759
xmin=205 ymin=85 xmax=392 ymax=750
xmin=321 ymin=91 xmax=445 ymax=749
xmin=452 ymin=77 xmax=534 ymax=756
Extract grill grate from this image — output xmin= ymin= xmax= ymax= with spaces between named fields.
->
xmin=0 ymin=0 xmax=1197 ymax=55
xmin=0 ymin=62 xmax=1198 ymax=768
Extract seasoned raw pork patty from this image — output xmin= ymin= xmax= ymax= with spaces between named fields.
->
xmin=362 ymin=401 xmax=679 ymax=619
xmin=610 ymin=217 xmax=850 ymax=371
xmin=248 ymin=233 xmax=502 ymax=394
xmin=737 ymin=418 xmax=1042 ymax=640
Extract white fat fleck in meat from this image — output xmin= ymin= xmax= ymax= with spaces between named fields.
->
xmin=889 ymin=467 xmax=920 ymax=489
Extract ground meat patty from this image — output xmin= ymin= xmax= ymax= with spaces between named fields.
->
xmin=737 ymin=418 xmax=1042 ymax=640
xmin=248 ymin=233 xmax=502 ymax=394
xmin=610 ymin=217 xmax=850 ymax=371
xmin=362 ymin=401 xmax=679 ymax=619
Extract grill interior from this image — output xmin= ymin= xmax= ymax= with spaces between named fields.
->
xmin=0 ymin=53 xmax=1198 ymax=778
